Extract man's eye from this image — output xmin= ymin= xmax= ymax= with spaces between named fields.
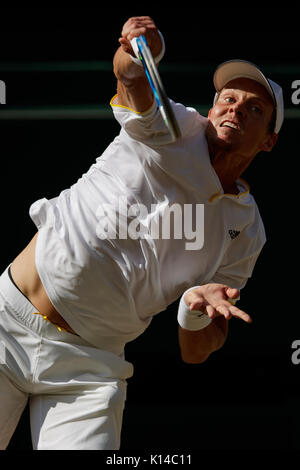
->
xmin=224 ymin=97 xmax=235 ymax=103
xmin=251 ymin=105 xmax=262 ymax=113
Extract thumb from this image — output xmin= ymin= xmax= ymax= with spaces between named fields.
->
xmin=190 ymin=300 xmax=205 ymax=311
xmin=225 ymin=287 xmax=240 ymax=299
xmin=118 ymin=37 xmax=134 ymax=55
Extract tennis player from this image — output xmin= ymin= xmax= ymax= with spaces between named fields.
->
xmin=0 ymin=16 xmax=284 ymax=450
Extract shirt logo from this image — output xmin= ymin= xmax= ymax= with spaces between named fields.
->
xmin=229 ymin=229 xmax=240 ymax=240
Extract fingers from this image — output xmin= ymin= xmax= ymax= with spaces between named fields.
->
xmin=215 ymin=303 xmax=252 ymax=323
xmin=125 ymin=27 xmax=147 ymax=42
xmin=189 ymin=298 xmax=205 ymax=312
xmin=228 ymin=304 xmax=252 ymax=323
xmin=119 ymin=16 xmax=161 ymax=57
xmin=118 ymin=37 xmax=133 ymax=55
xmin=184 ymin=284 xmax=251 ymax=324
xmin=215 ymin=304 xmax=232 ymax=320
xmin=205 ymin=304 xmax=216 ymax=318
xmin=190 ymin=300 xmax=251 ymax=324
xmin=121 ymin=16 xmax=156 ymax=41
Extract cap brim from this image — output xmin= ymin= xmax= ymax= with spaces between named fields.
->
xmin=213 ymin=59 xmax=276 ymax=105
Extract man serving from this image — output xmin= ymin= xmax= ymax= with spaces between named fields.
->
xmin=0 ymin=16 xmax=283 ymax=449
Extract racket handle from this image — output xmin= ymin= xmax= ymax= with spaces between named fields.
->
xmin=129 ymin=37 xmax=143 ymax=66
xmin=129 ymin=31 xmax=165 ymax=65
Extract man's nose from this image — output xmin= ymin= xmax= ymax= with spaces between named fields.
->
xmin=229 ymin=101 xmax=245 ymax=117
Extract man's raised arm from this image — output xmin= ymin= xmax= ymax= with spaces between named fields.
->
xmin=113 ymin=16 xmax=163 ymax=113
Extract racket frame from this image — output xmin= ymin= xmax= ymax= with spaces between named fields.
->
xmin=135 ymin=35 xmax=181 ymax=141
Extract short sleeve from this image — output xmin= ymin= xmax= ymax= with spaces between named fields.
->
xmin=209 ymin=216 xmax=267 ymax=291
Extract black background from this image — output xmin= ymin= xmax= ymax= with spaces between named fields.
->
xmin=1 ymin=8 xmax=300 ymax=453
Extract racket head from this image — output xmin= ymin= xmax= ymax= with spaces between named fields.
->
xmin=133 ymin=35 xmax=181 ymax=142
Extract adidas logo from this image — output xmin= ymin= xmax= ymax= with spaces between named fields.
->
xmin=229 ymin=229 xmax=240 ymax=240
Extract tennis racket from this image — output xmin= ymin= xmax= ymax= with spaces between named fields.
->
xmin=130 ymin=35 xmax=181 ymax=142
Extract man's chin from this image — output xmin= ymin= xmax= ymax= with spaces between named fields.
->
xmin=206 ymin=121 xmax=241 ymax=153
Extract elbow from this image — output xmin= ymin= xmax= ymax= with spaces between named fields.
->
xmin=178 ymin=319 xmax=228 ymax=365
xmin=180 ymin=351 xmax=211 ymax=364
xmin=179 ymin=338 xmax=226 ymax=364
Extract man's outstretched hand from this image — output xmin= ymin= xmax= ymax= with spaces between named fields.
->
xmin=184 ymin=283 xmax=252 ymax=323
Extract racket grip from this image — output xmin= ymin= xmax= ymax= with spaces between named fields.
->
xmin=129 ymin=31 xmax=165 ymax=65
xmin=129 ymin=37 xmax=142 ymax=66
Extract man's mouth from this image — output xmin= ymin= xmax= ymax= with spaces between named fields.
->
xmin=220 ymin=120 xmax=240 ymax=131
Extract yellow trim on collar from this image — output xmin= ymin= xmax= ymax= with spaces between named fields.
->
xmin=209 ymin=189 xmax=223 ymax=202
xmin=209 ymin=178 xmax=250 ymax=202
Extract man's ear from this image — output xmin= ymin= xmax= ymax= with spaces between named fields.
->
xmin=208 ymin=108 xmax=212 ymax=118
xmin=260 ymin=133 xmax=278 ymax=152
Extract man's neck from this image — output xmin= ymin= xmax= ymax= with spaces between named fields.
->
xmin=221 ymin=180 xmax=240 ymax=195
xmin=205 ymin=121 xmax=255 ymax=195
xmin=208 ymin=144 xmax=253 ymax=195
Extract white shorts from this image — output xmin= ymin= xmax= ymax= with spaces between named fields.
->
xmin=0 ymin=265 xmax=133 ymax=450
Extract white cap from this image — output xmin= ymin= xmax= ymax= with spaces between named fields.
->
xmin=213 ymin=59 xmax=284 ymax=134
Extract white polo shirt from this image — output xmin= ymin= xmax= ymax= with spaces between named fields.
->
xmin=29 ymin=96 xmax=266 ymax=356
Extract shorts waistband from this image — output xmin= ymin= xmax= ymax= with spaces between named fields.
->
xmin=0 ymin=265 xmax=87 ymax=343
xmin=0 ymin=264 xmax=134 ymax=379
xmin=0 ymin=265 xmax=39 ymax=318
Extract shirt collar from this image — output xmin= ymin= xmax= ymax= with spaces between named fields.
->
xmin=209 ymin=178 xmax=250 ymax=202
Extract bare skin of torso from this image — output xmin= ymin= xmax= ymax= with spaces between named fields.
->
xmin=10 ymin=233 xmax=77 ymax=335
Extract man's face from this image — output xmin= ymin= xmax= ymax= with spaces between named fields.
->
xmin=207 ymin=77 xmax=276 ymax=158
